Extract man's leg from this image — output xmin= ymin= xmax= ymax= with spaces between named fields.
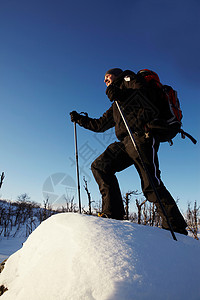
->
xmin=91 ymin=141 xmax=133 ymax=220
xmin=124 ymin=135 xmax=187 ymax=233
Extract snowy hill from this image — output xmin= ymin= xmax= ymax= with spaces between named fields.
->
xmin=0 ymin=213 xmax=200 ymax=300
xmin=0 ymin=198 xmax=55 ymax=262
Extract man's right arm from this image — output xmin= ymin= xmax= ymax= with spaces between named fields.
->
xmin=70 ymin=106 xmax=115 ymax=133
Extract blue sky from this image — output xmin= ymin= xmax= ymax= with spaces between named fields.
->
xmin=0 ymin=0 xmax=199 ymax=212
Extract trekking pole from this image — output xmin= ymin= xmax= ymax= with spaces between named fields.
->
xmin=73 ymin=122 xmax=82 ymax=214
xmin=115 ymin=100 xmax=177 ymax=241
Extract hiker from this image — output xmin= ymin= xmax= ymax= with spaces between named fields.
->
xmin=70 ymin=68 xmax=188 ymax=235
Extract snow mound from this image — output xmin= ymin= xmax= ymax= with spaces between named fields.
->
xmin=0 ymin=213 xmax=200 ymax=300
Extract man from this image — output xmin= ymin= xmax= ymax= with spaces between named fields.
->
xmin=70 ymin=68 xmax=187 ymax=235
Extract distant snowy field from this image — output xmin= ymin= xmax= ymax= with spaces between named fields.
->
xmin=0 ymin=237 xmax=26 ymax=263
xmin=0 ymin=213 xmax=200 ymax=300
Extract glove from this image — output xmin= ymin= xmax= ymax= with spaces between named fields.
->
xmin=106 ymin=84 xmax=124 ymax=102
xmin=70 ymin=111 xmax=81 ymax=122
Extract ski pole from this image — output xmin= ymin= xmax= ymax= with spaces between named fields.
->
xmin=73 ymin=122 xmax=82 ymax=214
xmin=115 ymin=100 xmax=177 ymax=241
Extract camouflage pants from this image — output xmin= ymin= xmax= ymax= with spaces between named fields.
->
xmin=91 ymin=135 xmax=187 ymax=230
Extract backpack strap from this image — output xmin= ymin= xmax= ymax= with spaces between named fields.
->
xmin=179 ymin=129 xmax=197 ymax=144
xmin=112 ymin=70 xmax=136 ymax=84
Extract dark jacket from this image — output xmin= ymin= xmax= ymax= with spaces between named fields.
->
xmin=77 ymin=71 xmax=160 ymax=141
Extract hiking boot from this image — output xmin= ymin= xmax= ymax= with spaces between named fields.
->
xmin=98 ymin=212 xmax=124 ymax=220
xmin=98 ymin=213 xmax=110 ymax=218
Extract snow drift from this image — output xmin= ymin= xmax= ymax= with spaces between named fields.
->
xmin=0 ymin=213 xmax=200 ymax=300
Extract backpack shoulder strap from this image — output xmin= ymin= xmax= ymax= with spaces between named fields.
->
xmin=112 ymin=70 xmax=136 ymax=85
xmin=113 ymin=70 xmax=143 ymax=90
xmin=180 ymin=129 xmax=197 ymax=144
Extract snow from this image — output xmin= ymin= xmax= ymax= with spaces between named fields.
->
xmin=0 ymin=213 xmax=200 ymax=300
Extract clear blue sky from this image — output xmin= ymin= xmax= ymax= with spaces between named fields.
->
xmin=0 ymin=0 xmax=199 ymax=212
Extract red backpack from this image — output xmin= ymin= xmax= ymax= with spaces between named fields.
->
xmin=137 ymin=69 xmax=196 ymax=144
xmin=138 ymin=69 xmax=182 ymax=123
